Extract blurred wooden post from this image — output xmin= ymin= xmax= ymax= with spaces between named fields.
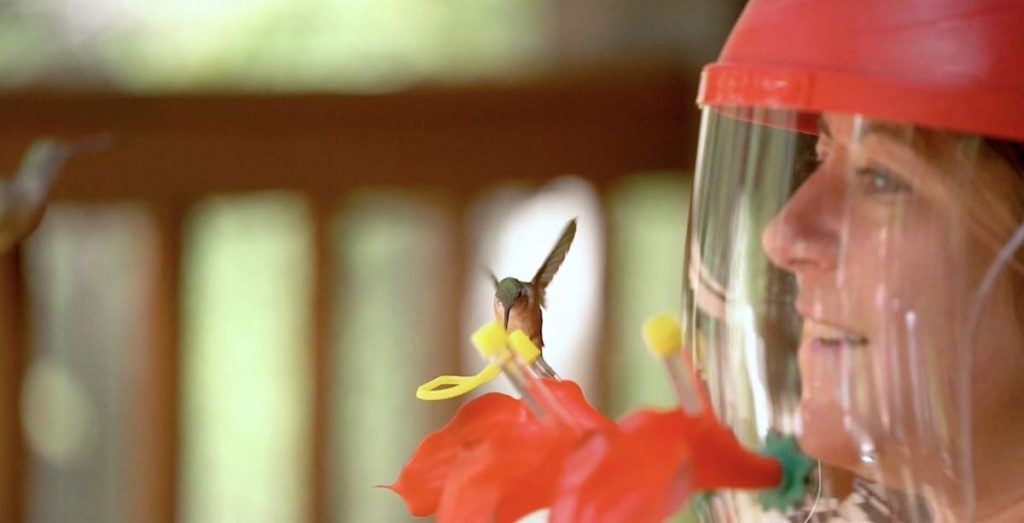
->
xmin=0 ymin=249 xmax=27 ymax=523
xmin=310 ymin=200 xmax=331 ymax=523
xmin=431 ymin=192 xmax=466 ymax=430
xmin=594 ymin=185 xmax=614 ymax=414
xmin=129 ymin=205 xmax=185 ymax=523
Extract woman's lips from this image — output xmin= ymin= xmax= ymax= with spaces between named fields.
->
xmin=802 ymin=318 xmax=868 ymax=348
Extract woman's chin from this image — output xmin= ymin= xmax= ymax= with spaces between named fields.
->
xmin=797 ymin=398 xmax=867 ymax=471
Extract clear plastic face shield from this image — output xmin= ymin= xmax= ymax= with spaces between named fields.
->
xmin=685 ymin=107 xmax=1024 ymax=521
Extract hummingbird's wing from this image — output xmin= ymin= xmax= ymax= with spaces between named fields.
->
xmin=486 ymin=269 xmax=499 ymax=288
xmin=531 ymin=218 xmax=577 ymax=307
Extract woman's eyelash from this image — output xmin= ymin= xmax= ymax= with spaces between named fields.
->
xmin=854 ymin=165 xmax=912 ymax=194
xmin=792 ymin=146 xmax=910 ymax=196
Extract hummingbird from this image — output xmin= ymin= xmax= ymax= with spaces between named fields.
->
xmin=490 ymin=218 xmax=577 ymax=352
xmin=0 ymin=134 xmax=111 ymax=252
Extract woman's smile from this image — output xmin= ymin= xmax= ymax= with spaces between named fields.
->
xmin=801 ymin=317 xmax=869 ymax=349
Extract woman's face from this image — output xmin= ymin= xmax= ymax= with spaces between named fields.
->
xmin=760 ymin=113 xmax=1024 ymax=483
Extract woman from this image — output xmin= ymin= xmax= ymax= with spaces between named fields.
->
xmin=684 ymin=1 xmax=1024 ymax=521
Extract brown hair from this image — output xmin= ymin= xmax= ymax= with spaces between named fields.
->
xmin=988 ymin=139 xmax=1024 ymax=175
xmin=983 ymin=139 xmax=1024 ymax=323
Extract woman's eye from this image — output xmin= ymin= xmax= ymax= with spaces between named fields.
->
xmin=854 ymin=165 xmax=911 ymax=194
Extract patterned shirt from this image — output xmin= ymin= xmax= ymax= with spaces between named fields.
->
xmin=782 ymin=476 xmax=933 ymax=522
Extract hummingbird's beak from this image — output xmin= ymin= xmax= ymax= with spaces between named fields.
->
xmin=502 ymin=302 xmax=512 ymax=329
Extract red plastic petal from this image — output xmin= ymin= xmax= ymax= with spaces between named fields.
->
xmin=551 ymin=409 xmax=692 ymax=523
xmin=385 ymin=393 xmax=530 ymax=516
xmin=530 ymin=379 xmax=616 ymax=433
xmin=437 ymin=415 xmax=577 ymax=522
xmin=389 ymin=380 xmax=613 ymax=520
xmin=552 ymin=407 xmax=784 ymax=522
xmin=492 ymin=427 xmax=578 ymax=523
xmin=436 ymin=441 xmax=503 ymax=522
xmin=670 ymin=410 xmax=781 ymax=491
xmin=391 ymin=378 xmax=776 ymax=523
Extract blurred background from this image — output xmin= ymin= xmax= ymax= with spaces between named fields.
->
xmin=0 ymin=1 xmax=746 ymax=521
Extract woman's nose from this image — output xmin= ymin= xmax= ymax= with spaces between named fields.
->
xmin=761 ymin=170 xmax=842 ymax=275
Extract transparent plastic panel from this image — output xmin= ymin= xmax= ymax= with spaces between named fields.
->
xmin=684 ymin=107 xmax=1023 ymax=521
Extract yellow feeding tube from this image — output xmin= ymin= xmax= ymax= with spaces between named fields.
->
xmin=415 ymin=321 xmax=544 ymax=402
xmin=414 ymin=321 xmax=588 ymax=431
xmin=642 ymin=314 xmax=705 ymax=416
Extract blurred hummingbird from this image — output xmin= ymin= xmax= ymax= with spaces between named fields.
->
xmin=0 ymin=135 xmax=111 ymax=252
xmin=490 ymin=218 xmax=577 ymax=353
